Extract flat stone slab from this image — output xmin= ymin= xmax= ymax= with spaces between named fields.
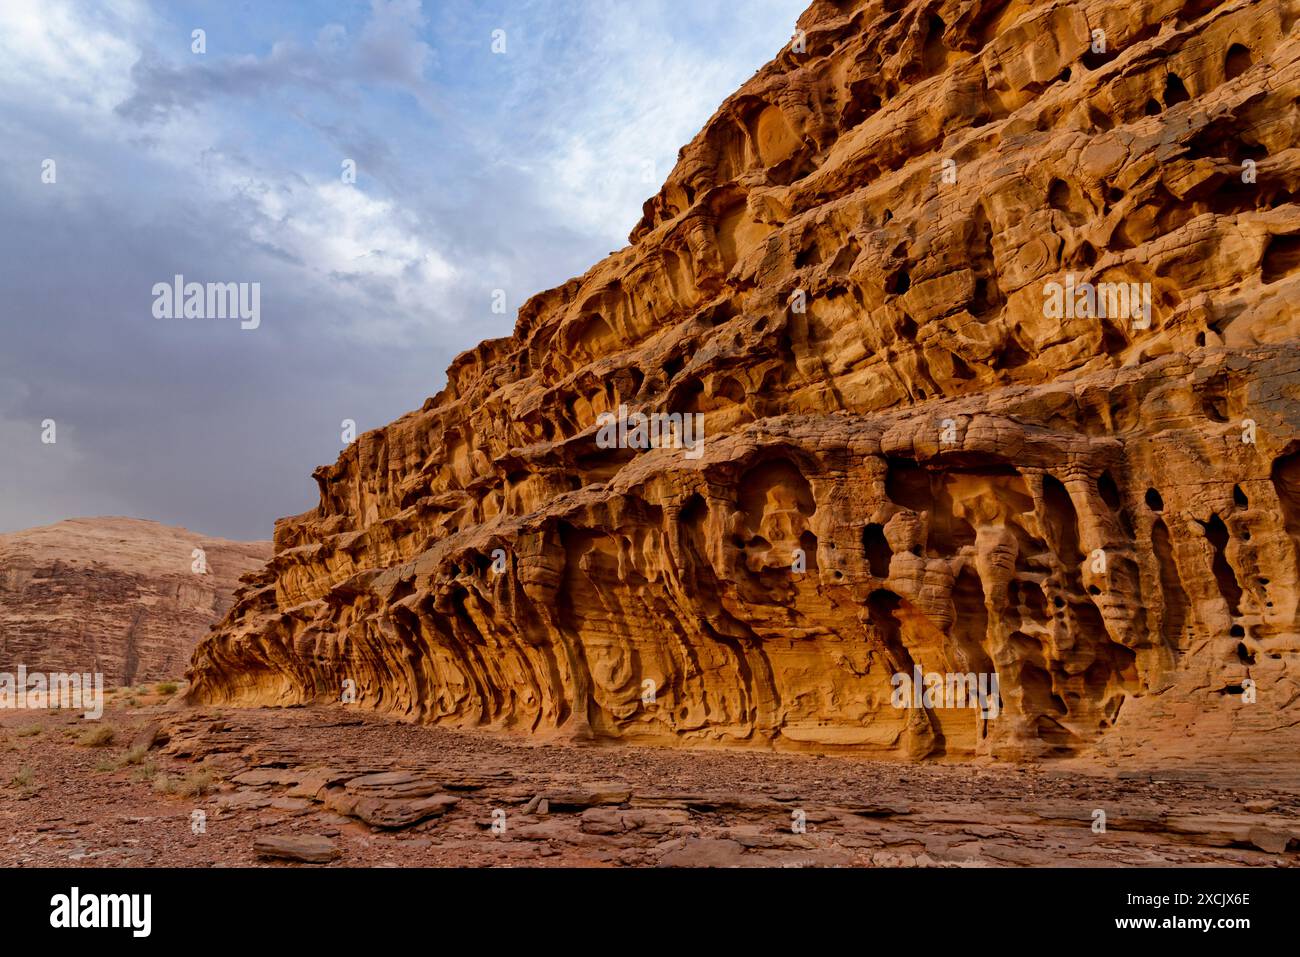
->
xmin=344 ymin=771 xmax=444 ymax=799
xmin=232 ymin=769 xmax=301 ymax=788
xmin=253 ymin=835 xmax=340 ymax=864
xmin=542 ymin=787 xmax=632 ymax=810
xmin=657 ymin=837 xmax=749 ymax=868
xmin=580 ymin=808 xmax=690 ymax=835
xmin=327 ymin=792 xmax=460 ymax=829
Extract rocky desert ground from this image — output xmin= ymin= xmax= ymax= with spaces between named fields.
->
xmin=1 ymin=687 xmax=1295 ymax=867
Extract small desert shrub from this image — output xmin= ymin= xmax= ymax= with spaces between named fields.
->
xmin=9 ymin=766 xmax=33 ymax=788
xmin=153 ymin=768 xmax=215 ymax=797
xmin=79 ymin=725 xmax=116 ymax=747
xmin=155 ymin=682 xmax=179 ymax=696
xmin=124 ymin=697 xmax=138 ymax=708
xmin=134 ymin=760 xmax=158 ymax=783
xmin=176 ymin=769 xmax=216 ymax=797
xmin=96 ymin=745 xmax=149 ymax=773
xmin=16 ymin=724 xmax=42 ymax=737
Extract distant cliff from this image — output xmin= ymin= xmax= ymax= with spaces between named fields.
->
xmin=0 ymin=517 xmax=269 ymax=685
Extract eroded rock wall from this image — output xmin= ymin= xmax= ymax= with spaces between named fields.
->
xmin=189 ymin=0 xmax=1300 ymax=762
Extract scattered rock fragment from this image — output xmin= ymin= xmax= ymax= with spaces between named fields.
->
xmin=129 ymin=722 xmax=166 ymax=752
xmin=253 ymin=835 xmax=340 ymax=864
xmin=542 ymin=786 xmax=632 ymax=810
xmin=657 ymin=838 xmax=749 ymax=868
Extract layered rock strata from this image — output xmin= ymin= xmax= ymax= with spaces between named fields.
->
xmin=0 ymin=517 xmax=270 ymax=685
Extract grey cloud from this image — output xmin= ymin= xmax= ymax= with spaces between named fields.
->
xmin=116 ymin=1 xmax=440 ymax=125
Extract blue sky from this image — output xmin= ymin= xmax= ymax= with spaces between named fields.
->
xmin=0 ymin=0 xmax=805 ymax=539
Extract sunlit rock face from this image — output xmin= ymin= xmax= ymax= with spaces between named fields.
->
xmin=189 ymin=0 xmax=1300 ymax=763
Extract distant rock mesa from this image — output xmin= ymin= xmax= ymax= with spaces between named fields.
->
xmin=1 ymin=518 xmax=269 ymax=686
xmin=190 ymin=0 xmax=1300 ymax=765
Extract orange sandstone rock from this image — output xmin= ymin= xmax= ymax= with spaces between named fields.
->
xmin=189 ymin=0 xmax=1300 ymax=764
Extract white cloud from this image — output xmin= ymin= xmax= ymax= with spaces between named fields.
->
xmin=0 ymin=0 xmax=457 ymax=343
xmin=0 ymin=0 xmax=145 ymax=115
xmin=507 ymin=0 xmax=805 ymax=243
xmin=234 ymin=174 xmax=461 ymax=331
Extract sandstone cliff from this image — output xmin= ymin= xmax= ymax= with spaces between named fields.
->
xmin=0 ymin=518 xmax=270 ymax=685
xmin=190 ymin=0 xmax=1300 ymax=764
